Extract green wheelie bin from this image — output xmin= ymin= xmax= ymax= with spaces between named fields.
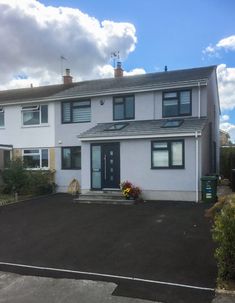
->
xmin=201 ymin=176 xmax=217 ymax=203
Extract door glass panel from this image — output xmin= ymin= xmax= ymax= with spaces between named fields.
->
xmin=92 ymin=145 xmax=101 ymax=188
xmin=92 ymin=172 xmax=101 ymax=189
xmin=92 ymin=146 xmax=101 ymax=169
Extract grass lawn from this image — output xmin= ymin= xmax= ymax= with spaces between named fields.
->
xmin=0 ymin=194 xmax=32 ymax=206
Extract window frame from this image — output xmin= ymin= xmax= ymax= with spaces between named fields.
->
xmin=151 ymin=139 xmax=185 ymax=169
xmin=21 ymin=104 xmax=48 ymax=126
xmin=23 ymin=148 xmax=49 ymax=170
xmin=61 ymin=146 xmax=81 ymax=170
xmin=0 ymin=107 xmax=5 ymax=128
xmin=113 ymin=95 xmax=135 ymax=121
xmin=162 ymin=90 xmax=192 ymax=118
xmin=61 ymin=100 xmax=91 ymax=124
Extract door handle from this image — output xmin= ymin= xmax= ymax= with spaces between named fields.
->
xmin=104 ymin=154 xmax=107 ymax=180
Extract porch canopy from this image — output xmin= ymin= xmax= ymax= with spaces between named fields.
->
xmin=79 ymin=117 xmax=207 ymax=141
xmin=0 ymin=144 xmax=13 ymax=150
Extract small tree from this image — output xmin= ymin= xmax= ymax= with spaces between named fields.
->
xmin=2 ymin=158 xmax=28 ymax=194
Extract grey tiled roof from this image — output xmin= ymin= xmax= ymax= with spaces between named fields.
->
xmin=79 ymin=117 xmax=208 ymax=139
xmin=0 ymin=83 xmax=76 ymax=103
xmin=53 ymin=65 xmax=216 ymax=99
xmin=0 ymin=66 xmax=216 ymax=104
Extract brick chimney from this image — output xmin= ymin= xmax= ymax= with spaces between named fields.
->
xmin=63 ymin=68 xmax=73 ymax=84
xmin=114 ymin=61 xmax=123 ymax=78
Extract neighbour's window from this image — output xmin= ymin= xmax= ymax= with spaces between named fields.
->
xmin=22 ymin=105 xmax=48 ymax=126
xmin=62 ymin=100 xmax=91 ymax=123
xmin=113 ymin=95 xmax=134 ymax=120
xmin=23 ymin=149 xmax=49 ymax=169
xmin=0 ymin=107 xmax=5 ymax=127
xmin=151 ymin=140 xmax=184 ymax=169
xmin=62 ymin=147 xmax=81 ymax=169
xmin=162 ymin=90 xmax=191 ymax=117
xmin=3 ymin=150 xmax=11 ymax=168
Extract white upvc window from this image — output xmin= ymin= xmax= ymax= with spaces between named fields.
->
xmin=22 ymin=105 xmax=48 ymax=126
xmin=0 ymin=107 xmax=5 ymax=127
xmin=23 ymin=149 xmax=49 ymax=169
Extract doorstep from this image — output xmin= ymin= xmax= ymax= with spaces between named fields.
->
xmin=74 ymin=190 xmax=134 ymax=205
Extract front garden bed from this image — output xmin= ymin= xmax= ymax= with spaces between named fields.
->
xmin=206 ymin=191 xmax=235 ymax=292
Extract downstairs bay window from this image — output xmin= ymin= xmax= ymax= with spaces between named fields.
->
xmin=23 ymin=149 xmax=49 ymax=169
xmin=151 ymin=140 xmax=184 ymax=169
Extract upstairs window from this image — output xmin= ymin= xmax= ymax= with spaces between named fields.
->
xmin=162 ymin=90 xmax=191 ymax=117
xmin=23 ymin=149 xmax=49 ymax=169
xmin=22 ymin=105 xmax=48 ymax=126
xmin=113 ymin=95 xmax=134 ymax=120
xmin=62 ymin=100 xmax=91 ymax=123
xmin=0 ymin=107 xmax=4 ymax=127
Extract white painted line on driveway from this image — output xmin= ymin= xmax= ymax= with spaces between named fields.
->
xmin=0 ymin=261 xmax=214 ymax=292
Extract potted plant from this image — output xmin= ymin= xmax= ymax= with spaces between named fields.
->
xmin=120 ymin=181 xmax=142 ymax=201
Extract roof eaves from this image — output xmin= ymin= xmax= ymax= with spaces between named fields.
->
xmin=79 ymin=132 xmax=202 ymax=141
xmin=0 ymin=78 xmax=208 ymax=106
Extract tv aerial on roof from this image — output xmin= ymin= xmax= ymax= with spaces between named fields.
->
xmin=111 ymin=51 xmax=120 ymax=68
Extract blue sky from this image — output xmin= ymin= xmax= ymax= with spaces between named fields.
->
xmin=1 ymin=0 xmax=235 ymax=139
xmin=41 ymin=0 xmax=235 ymax=70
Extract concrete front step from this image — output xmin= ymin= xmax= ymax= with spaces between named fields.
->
xmin=75 ymin=191 xmax=134 ymax=205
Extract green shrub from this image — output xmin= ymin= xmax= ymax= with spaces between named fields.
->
xmin=26 ymin=170 xmax=56 ymax=195
xmin=2 ymin=158 xmax=28 ymax=194
xmin=2 ymin=159 xmax=56 ymax=195
xmin=212 ymin=200 xmax=235 ymax=283
xmin=220 ymin=147 xmax=235 ymax=180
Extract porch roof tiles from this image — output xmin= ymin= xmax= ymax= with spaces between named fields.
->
xmin=79 ymin=117 xmax=208 ymax=140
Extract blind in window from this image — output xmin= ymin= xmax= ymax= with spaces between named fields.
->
xmin=72 ymin=107 xmax=91 ymax=122
xmin=62 ymin=103 xmax=71 ymax=122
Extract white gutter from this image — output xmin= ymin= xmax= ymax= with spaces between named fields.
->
xmin=195 ymin=131 xmax=199 ymax=203
xmin=0 ymin=145 xmax=13 ymax=151
xmin=0 ymin=79 xmax=208 ymax=107
xmin=80 ymin=132 xmax=201 ymax=142
xmin=198 ymin=82 xmax=201 ymax=118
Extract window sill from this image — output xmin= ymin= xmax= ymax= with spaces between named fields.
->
xmin=21 ymin=124 xmax=50 ymax=128
xmin=61 ymin=168 xmax=81 ymax=170
xmin=0 ymin=127 xmax=5 ymax=129
xmin=25 ymin=168 xmax=50 ymax=171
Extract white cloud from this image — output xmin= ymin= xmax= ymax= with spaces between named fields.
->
xmin=0 ymin=0 xmax=142 ymax=89
xmin=124 ymin=68 xmax=146 ymax=76
xmin=217 ymin=64 xmax=235 ymax=110
xmin=203 ymin=35 xmax=235 ymax=56
xmin=220 ymin=114 xmax=230 ymax=122
xmin=217 ymin=35 xmax=235 ymax=51
xmin=220 ymin=122 xmax=235 ymax=143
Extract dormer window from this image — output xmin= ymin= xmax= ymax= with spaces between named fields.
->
xmin=0 ymin=107 xmax=4 ymax=127
xmin=22 ymin=104 xmax=48 ymax=126
xmin=162 ymin=90 xmax=191 ymax=117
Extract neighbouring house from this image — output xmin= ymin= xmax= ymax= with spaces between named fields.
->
xmin=220 ymin=129 xmax=232 ymax=146
xmin=0 ymin=65 xmax=220 ymax=202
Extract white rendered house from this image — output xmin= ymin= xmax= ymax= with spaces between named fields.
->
xmin=0 ymin=65 xmax=220 ymax=202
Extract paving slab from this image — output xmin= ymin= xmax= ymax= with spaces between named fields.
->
xmin=0 ymin=272 xmax=155 ymax=303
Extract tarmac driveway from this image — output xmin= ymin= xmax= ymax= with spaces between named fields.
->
xmin=0 ymin=194 xmax=217 ymax=302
